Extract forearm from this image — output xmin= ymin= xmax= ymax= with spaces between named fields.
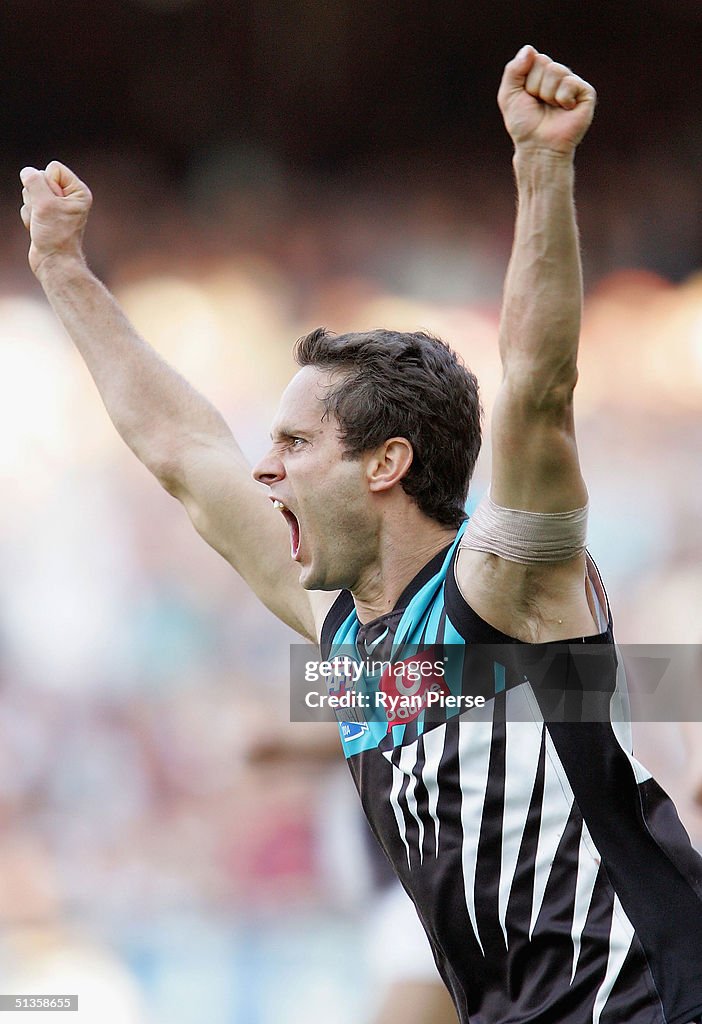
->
xmin=37 ymin=253 xmax=236 ymax=488
xmin=500 ymin=149 xmax=581 ymax=402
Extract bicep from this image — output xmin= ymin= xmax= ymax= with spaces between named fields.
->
xmin=489 ymin=376 xmax=587 ymax=513
xmin=170 ymin=437 xmax=332 ymax=642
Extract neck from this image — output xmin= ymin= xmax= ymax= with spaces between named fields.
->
xmin=351 ymin=519 xmax=458 ymax=624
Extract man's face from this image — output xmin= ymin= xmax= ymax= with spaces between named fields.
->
xmin=253 ymin=366 xmax=379 ymax=591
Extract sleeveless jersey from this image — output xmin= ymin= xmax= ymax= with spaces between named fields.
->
xmin=320 ymin=525 xmax=702 ymax=1024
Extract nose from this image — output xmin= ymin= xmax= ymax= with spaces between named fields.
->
xmin=252 ymin=449 xmax=286 ymax=486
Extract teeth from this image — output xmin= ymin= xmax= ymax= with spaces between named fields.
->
xmin=273 ymin=500 xmax=286 ymax=510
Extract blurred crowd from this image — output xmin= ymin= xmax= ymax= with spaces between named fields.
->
xmin=0 ymin=158 xmax=700 ymax=1022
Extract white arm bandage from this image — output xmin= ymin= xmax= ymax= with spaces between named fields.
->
xmin=461 ymin=492 xmax=588 ymax=565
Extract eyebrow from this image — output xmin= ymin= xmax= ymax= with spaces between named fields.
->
xmin=270 ymin=425 xmax=310 ymax=442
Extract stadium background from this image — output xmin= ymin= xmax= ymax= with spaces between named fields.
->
xmin=0 ymin=1 xmax=701 ymax=1020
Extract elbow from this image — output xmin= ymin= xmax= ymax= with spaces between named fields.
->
xmin=536 ymin=370 xmax=578 ymax=414
xmin=130 ymin=440 xmax=187 ymax=498
xmin=153 ymin=455 xmax=188 ymax=499
xmin=505 ymin=361 xmax=578 ymax=414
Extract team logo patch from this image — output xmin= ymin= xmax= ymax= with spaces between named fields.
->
xmin=327 ymin=655 xmax=360 ymax=699
xmin=339 ymin=720 xmax=370 ymax=743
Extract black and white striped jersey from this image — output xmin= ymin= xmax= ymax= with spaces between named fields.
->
xmin=320 ymin=525 xmax=702 ymax=1024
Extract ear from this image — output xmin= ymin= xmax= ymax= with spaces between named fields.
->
xmin=367 ymin=437 xmax=414 ymax=493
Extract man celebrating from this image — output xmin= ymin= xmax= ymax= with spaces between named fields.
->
xmin=20 ymin=46 xmax=702 ymax=1023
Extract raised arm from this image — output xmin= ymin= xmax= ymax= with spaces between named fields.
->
xmin=456 ymin=47 xmax=599 ymax=641
xmin=491 ymin=45 xmax=595 ymax=513
xmin=19 ymin=162 xmax=324 ymax=641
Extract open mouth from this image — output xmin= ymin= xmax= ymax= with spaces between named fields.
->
xmin=272 ymin=499 xmax=301 ymax=559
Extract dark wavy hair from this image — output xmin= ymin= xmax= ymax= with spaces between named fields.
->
xmin=294 ymin=328 xmax=481 ymax=528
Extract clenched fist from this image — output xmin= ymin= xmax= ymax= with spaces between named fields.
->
xmin=498 ymin=45 xmax=596 ymax=156
xmin=19 ymin=161 xmax=92 ymax=276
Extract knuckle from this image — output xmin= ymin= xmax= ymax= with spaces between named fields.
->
xmin=560 ymin=75 xmax=580 ymax=94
